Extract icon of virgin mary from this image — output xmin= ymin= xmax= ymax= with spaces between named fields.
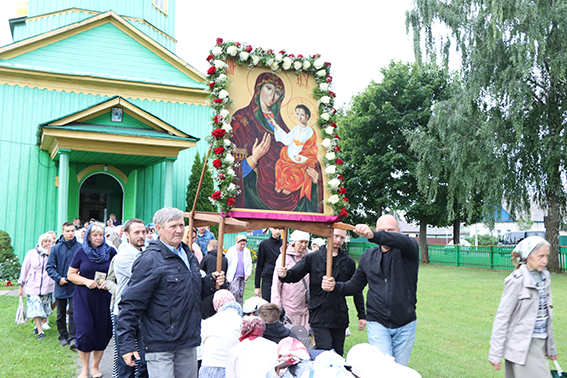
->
xmin=230 ymin=72 xmax=324 ymax=213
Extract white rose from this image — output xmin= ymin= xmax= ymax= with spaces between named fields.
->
xmin=270 ymin=61 xmax=280 ymax=71
xmin=303 ymin=60 xmax=311 ymax=70
xmin=321 ymin=138 xmax=332 ymax=149
xmin=327 ymin=178 xmax=341 ymax=189
xmin=275 ymin=53 xmax=283 ymax=61
xmin=251 ymin=55 xmax=260 ymax=65
xmin=328 ymin=194 xmax=340 ymax=204
xmin=212 ymin=46 xmax=223 ymax=56
xmin=218 ymin=89 xmax=229 ymax=99
xmin=294 ymin=61 xmax=302 ymax=70
xmin=314 ymin=58 xmax=325 ymax=69
xmin=217 ymin=73 xmax=227 ymax=82
xmin=239 ymin=51 xmax=249 ymax=61
xmin=320 ymin=96 xmax=331 ymax=105
xmin=326 ymin=152 xmax=336 ymax=161
xmin=282 ymin=57 xmax=292 ymax=70
xmin=227 ymin=168 xmax=236 ymax=176
xmin=214 ymin=60 xmax=226 ymax=69
xmin=225 ymin=153 xmax=235 ymax=163
xmin=320 ymin=113 xmax=330 ymax=121
xmin=223 ymin=138 xmax=232 ymax=147
xmin=228 ymin=183 xmax=236 ymax=192
xmin=227 ymin=45 xmax=238 ymax=56
xmin=220 ymin=109 xmax=230 ymax=118
xmin=222 ymin=123 xmax=232 ymax=132
xmin=319 ymin=83 xmax=329 ymax=91
xmin=325 ymin=126 xmax=334 ymax=135
xmin=317 ymin=69 xmax=327 ymax=77
xmin=325 ymin=165 xmax=336 ymax=175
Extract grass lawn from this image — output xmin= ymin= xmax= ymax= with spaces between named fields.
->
xmin=1 ymin=264 xmax=565 ymax=377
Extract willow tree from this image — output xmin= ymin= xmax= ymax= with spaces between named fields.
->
xmin=407 ymin=0 xmax=567 ymax=270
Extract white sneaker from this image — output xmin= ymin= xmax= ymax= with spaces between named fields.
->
xmin=42 ymin=323 xmax=51 ymax=330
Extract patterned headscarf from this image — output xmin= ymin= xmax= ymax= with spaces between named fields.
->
xmin=239 ymin=316 xmax=266 ymax=342
xmin=219 ymin=300 xmax=243 ymax=317
xmin=83 ymin=223 xmax=111 ymax=264
xmin=213 ymin=289 xmax=235 ymax=312
xmin=513 ymin=236 xmax=550 ymax=260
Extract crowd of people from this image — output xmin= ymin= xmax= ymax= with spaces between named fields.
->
xmin=17 ymin=209 xmax=556 ymax=378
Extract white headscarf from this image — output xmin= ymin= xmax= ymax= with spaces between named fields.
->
xmin=513 ymin=236 xmax=550 ymax=260
xmin=290 ymin=230 xmax=310 ymax=242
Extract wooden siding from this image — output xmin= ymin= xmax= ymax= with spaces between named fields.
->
xmin=5 ymin=23 xmax=199 ymax=88
xmin=0 ymin=84 xmax=211 ymax=262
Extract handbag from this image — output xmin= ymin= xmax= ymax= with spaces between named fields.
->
xmin=290 ymin=255 xmax=310 ymax=305
xmin=15 ymin=297 xmax=27 ymax=325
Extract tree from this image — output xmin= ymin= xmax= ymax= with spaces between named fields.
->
xmin=407 ymin=0 xmax=567 ymax=271
xmin=185 ymin=151 xmax=218 ymax=235
xmin=340 ymin=61 xmax=452 ymax=261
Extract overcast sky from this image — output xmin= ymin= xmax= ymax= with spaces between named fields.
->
xmin=0 ymin=0 xmax=417 ymax=107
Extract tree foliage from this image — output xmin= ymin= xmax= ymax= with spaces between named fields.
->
xmin=407 ymin=0 xmax=567 ymax=270
xmin=340 ymin=61 xmax=453 ymax=261
xmin=186 ymin=151 xmax=218 ymax=234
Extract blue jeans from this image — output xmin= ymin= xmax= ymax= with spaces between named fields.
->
xmin=367 ymin=320 xmax=417 ymax=366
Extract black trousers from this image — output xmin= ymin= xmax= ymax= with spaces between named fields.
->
xmin=56 ymin=297 xmax=76 ymax=341
xmin=312 ymin=326 xmax=347 ymax=356
xmin=261 ymin=277 xmax=273 ymax=303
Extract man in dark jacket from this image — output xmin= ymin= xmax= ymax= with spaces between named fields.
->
xmin=117 ymin=208 xmax=225 ymax=378
xmin=278 ymin=228 xmax=366 ymax=356
xmin=322 ymin=214 xmax=419 ymax=366
xmin=199 ymin=239 xmax=229 ymax=320
xmin=46 ymin=221 xmax=79 ymax=348
xmin=254 ymin=228 xmax=282 ymax=301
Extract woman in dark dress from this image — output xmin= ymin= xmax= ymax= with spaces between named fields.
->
xmin=68 ymin=223 xmax=116 ymax=378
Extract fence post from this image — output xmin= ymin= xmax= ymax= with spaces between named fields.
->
xmin=456 ymin=245 xmax=460 ymax=267
xmin=489 ymin=246 xmax=493 ymax=270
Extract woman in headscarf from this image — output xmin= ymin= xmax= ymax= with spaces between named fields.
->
xmin=226 ymin=316 xmax=277 ymax=378
xmin=68 ymin=223 xmax=117 ymax=378
xmin=489 ymin=236 xmax=557 ymax=377
xmin=199 ymin=290 xmax=243 ymax=378
xmin=230 ymin=72 xmax=323 ymax=213
xmin=17 ymin=232 xmax=55 ymax=340
xmin=267 ymin=337 xmax=313 ymax=378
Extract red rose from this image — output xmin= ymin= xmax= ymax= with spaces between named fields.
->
xmin=211 ymin=191 xmax=222 ymax=200
xmin=312 ymin=54 xmax=321 ymax=59
xmin=213 ymin=146 xmax=225 ymax=155
xmin=325 ymin=62 xmax=331 ymax=68
xmin=226 ymin=197 xmax=236 ymax=207
xmin=329 ymin=91 xmax=336 ymax=98
xmin=216 ymin=38 xmax=223 ymax=45
xmin=334 ymin=146 xmax=341 ymax=152
xmin=338 ymin=174 xmax=345 ymax=181
xmin=213 ymin=115 xmax=223 ymax=124
xmin=336 ymin=159 xmax=344 ymax=165
xmin=211 ymin=128 xmax=226 ymax=138
xmin=206 ymin=54 xmax=214 ymax=62
xmin=217 ymin=173 xmax=226 ymax=181
xmin=334 ymin=135 xmax=341 ymax=141
xmin=289 ymin=54 xmax=295 ymax=58
xmin=209 ymin=81 xmax=216 ymax=89
xmin=339 ymin=208 xmax=348 ymax=218
xmin=245 ymin=45 xmax=253 ymax=53
xmin=330 ymin=107 xmax=337 ymax=115
xmin=343 ymin=197 xmax=349 ymax=202
xmin=213 ymin=98 xmax=222 ymax=104
xmin=338 ymin=187 xmax=346 ymax=195
xmin=236 ymin=42 xmax=241 ymax=47
xmin=207 ymin=66 xmax=217 ymax=75
xmin=330 ymin=122 xmax=338 ymax=128
xmin=212 ymin=159 xmax=222 ymax=168
xmin=298 ymin=54 xmax=303 ymax=58
xmin=327 ymin=75 xmax=333 ymax=83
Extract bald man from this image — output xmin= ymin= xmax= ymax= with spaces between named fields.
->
xmin=322 ymin=215 xmax=419 ymax=366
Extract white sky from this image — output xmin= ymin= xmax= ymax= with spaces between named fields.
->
xmin=0 ymin=0 xmax=417 ymax=107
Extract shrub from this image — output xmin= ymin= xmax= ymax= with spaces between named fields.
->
xmin=465 ymin=234 xmax=500 ymax=246
xmin=0 ymin=257 xmax=21 ymax=282
xmin=0 ymin=230 xmax=16 ymax=262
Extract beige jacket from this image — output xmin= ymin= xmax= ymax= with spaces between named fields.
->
xmin=489 ymin=264 xmax=556 ymax=365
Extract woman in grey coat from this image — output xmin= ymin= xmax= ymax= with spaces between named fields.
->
xmin=489 ymin=236 xmax=557 ymax=377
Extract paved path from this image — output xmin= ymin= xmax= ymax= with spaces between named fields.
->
xmin=2 ymin=288 xmax=114 ymax=377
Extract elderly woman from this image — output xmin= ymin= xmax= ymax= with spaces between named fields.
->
xmin=266 ymin=337 xmax=313 ymax=378
xmin=489 ymin=236 xmax=557 ymax=377
xmin=271 ymin=230 xmax=310 ymax=330
xmin=226 ymin=235 xmax=253 ymax=306
xmin=68 ymin=223 xmax=117 ymax=378
xmin=226 ymin=316 xmax=277 ymax=378
xmin=18 ymin=233 xmax=55 ymax=340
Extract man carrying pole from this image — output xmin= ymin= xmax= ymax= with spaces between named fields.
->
xmin=276 ymin=228 xmax=366 ymax=356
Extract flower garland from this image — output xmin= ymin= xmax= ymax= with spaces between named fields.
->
xmin=206 ymin=38 xmax=348 ymax=219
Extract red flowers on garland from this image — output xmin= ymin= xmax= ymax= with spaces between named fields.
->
xmin=211 ymin=128 xmax=226 ymax=138
xmin=207 ymin=66 xmax=217 ymax=75
xmin=211 ymin=191 xmax=222 ymax=200
xmin=226 ymin=198 xmax=235 ymax=207
xmin=212 ymin=159 xmax=222 ymax=168
xmin=213 ymin=146 xmax=225 ymax=155
xmin=339 ymin=208 xmax=348 ymax=218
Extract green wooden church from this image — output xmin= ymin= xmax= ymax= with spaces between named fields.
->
xmin=0 ymin=0 xmax=212 ymax=261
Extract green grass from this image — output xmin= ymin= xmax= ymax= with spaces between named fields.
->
xmin=2 ymin=265 xmax=566 ymax=377
xmin=0 ymin=295 xmax=77 ymax=378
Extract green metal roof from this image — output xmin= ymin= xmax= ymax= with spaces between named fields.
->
xmin=43 ymin=123 xmax=199 ymax=141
